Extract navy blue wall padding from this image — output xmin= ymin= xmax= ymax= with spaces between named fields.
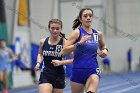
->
xmin=9 ymin=45 xmax=15 ymax=70
xmin=9 ymin=44 xmax=15 ymax=53
xmin=31 ymin=43 xmax=39 ymax=68
xmin=65 ymin=55 xmax=72 ymax=77
xmin=10 ymin=43 xmax=40 ymax=69
xmin=31 ymin=43 xmax=43 ymax=69
xmin=9 ymin=44 xmax=29 ymax=70
xmin=65 ymin=64 xmax=72 ymax=77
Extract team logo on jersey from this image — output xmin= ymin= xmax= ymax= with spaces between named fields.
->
xmin=96 ymin=68 xmax=101 ymax=75
xmin=43 ymin=45 xmax=62 ymax=57
xmin=84 ymin=33 xmax=99 ymax=44
xmin=50 ymin=47 xmax=54 ymax=50
xmin=55 ymin=45 xmax=63 ymax=52
xmin=93 ymin=33 xmax=98 ymax=43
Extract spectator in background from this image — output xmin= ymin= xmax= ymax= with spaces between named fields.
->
xmin=9 ymin=37 xmax=39 ymax=84
xmin=0 ymin=39 xmax=16 ymax=93
xmin=14 ymin=37 xmax=29 ymax=71
xmin=13 ymin=38 xmax=37 ymax=83
xmin=127 ymin=48 xmax=132 ymax=71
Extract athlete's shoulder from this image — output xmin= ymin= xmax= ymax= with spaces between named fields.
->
xmin=97 ymin=31 xmax=103 ymax=41
xmin=40 ymin=38 xmax=46 ymax=46
xmin=6 ymin=47 xmax=10 ymax=51
xmin=6 ymin=47 xmax=10 ymax=50
xmin=70 ymin=28 xmax=80 ymax=39
xmin=40 ymin=38 xmax=46 ymax=43
xmin=97 ymin=31 xmax=102 ymax=35
xmin=72 ymin=28 xmax=80 ymax=34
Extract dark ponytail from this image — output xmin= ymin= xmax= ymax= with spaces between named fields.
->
xmin=60 ymin=32 xmax=67 ymax=40
xmin=72 ymin=8 xmax=93 ymax=30
xmin=72 ymin=16 xmax=81 ymax=30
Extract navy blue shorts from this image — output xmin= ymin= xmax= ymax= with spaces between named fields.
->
xmin=39 ymin=72 xmax=65 ymax=89
xmin=70 ymin=68 xmax=101 ymax=84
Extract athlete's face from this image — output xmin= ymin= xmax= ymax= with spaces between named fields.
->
xmin=49 ymin=23 xmax=62 ymax=38
xmin=0 ymin=40 xmax=6 ymax=48
xmin=80 ymin=10 xmax=93 ymax=27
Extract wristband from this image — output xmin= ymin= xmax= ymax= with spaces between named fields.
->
xmin=102 ymin=48 xmax=108 ymax=52
xmin=74 ymin=42 xmax=81 ymax=47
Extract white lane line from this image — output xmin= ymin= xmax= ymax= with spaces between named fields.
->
xmin=99 ymin=79 xmax=124 ymax=87
xmin=100 ymin=75 xmax=140 ymax=87
xmin=98 ymin=78 xmax=140 ymax=92
xmin=98 ymin=79 xmax=140 ymax=92
xmin=98 ymin=82 xmax=129 ymax=92
xmin=114 ymin=84 xmax=140 ymax=93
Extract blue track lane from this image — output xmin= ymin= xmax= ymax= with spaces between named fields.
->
xmin=8 ymin=71 xmax=140 ymax=93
